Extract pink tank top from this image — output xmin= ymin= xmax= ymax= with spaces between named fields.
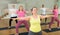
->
xmin=16 ymin=10 xmax=26 ymax=17
xmin=53 ymin=9 xmax=58 ymax=17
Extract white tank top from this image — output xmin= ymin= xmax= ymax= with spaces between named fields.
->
xmin=9 ymin=9 xmax=17 ymax=17
xmin=41 ymin=8 xmax=46 ymax=15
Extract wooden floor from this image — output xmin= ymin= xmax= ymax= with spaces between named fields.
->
xmin=0 ymin=15 xmax=60 ymax=35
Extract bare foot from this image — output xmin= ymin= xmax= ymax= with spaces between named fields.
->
xmin=49 ymin=28 xmax=51 ymax=31
xmin=57 ymin=27 xmax=60 ymax=29
xmin=15 ymin=33 xmax=19 ymax=35
xmin=8 ymin=26 xmax=11 ymax=28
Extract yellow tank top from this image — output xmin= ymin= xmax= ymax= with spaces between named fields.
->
xmin=30 ymin=15 xmax=41 ymax=32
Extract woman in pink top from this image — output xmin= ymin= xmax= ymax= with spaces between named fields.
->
xmin=49 ymin=5 xmax=60 ymax=31
xmin=15 ymin=5 xmax=29 ymax=35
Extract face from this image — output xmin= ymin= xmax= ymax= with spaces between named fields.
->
xmin=19 ymin=6 xmax=23 ymax=11
xmin=55 ymin=5 xmax=58 ymax=9
xmin=32 ymin=8 xmax=38 ymax=14
xmin=12 ymin=5 xmax=15 ymax=8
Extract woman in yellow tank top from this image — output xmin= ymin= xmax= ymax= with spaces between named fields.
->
xmin=27 ymin=7 xmax=53 ymax=35
xmin=14 ymin=7 xmax=54 ymax=35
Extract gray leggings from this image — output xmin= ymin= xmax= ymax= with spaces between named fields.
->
xmin=28 ymin=31 xmax=42 ymax=35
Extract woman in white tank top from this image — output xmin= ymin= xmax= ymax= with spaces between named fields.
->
xmin=40 ymin=4 xmax=49 ymax=23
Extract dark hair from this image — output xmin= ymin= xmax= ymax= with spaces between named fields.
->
xmin=31 ymin=7 xmax=37 ymax=11
xmin=31 ymin=7 xmax=37 ymax=15
xmin=18 ymin=5 xmax=23 ymax=11
xmin=42 ymin=4 xmax=44 ymax=7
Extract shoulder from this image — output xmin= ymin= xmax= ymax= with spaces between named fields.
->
xmin=8 ymin=9 xmax=12 ymax=11
xmin=43 ymin=8 xmax=46 ymax=9
xmin=9 ymin=9 xmax=14 ymax=10
xmin=8 ymin=9 xmax=11 ymax=10
xmin=14 ymin=9 xmax=18 ymax=10
xmin=16 ymin=10 xmax=19 ymax=11
xmin=16 ymin=10 xmax=19 ymax=13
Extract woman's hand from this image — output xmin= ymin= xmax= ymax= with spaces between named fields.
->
xmin=47 ymin=15 xmax=54 ymax=17
xmin=40 ymin=15 xmax=54 ymax=19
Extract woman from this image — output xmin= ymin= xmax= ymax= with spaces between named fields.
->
xmin=49 ymin=5 xmax=60 ymax=31
xmin=15 ymin=7 xmax=53 ymax=35
xmin=9 ymin=5 xmax=17 ymax=28
xmin=15 ymin=5 xmax=29 ymax=35
xmin=40 ymin=4 xmax=50 ymax=23
xmin=40 ymin=4 xmax=47 ymax=23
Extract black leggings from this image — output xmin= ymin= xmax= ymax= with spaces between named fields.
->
xmin=45 ymin=18 xmax=47 ymax=23
xmin=9 ymin=16 xmax=17 ymax=27
xmin=28 ymin=31 xmax=42 ymax=35
xmin=41 ymin=14 xmax=47 ymax=23
xmin=40 ymin=18 xmax=47 ymax=23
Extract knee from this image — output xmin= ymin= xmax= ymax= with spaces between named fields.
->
xmin=15 ymin=24 xmax=19 ymax=28
xmin=24 ymin=20 xmax=28 ymax=23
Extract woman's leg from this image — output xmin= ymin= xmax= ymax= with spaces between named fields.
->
xmin=45 ymin=18 xmax=47 ymax=23
xmin=28 ymin=31 xmax=35 ymax=35
xmin=15 ymin=19 xmax=18 ymax=23
xmin=16 ymin=20 xmax=22 ymax=33
xmin=38 ymin=31 xmax=42 ymax=35
xmin=55 ymin=17 xmax=60 ymax=28
xmin=14 ymin=16 xmax=18 ymax=23
xmin=9 ymin=18 xmax=12 ymax=28
xmin=9 ymin=16 xmax=17 ymax=27
xmin=22 ymin=20 xmax=29 ymax=31
xmin=49 ymin=17 xmax=55 ymax=30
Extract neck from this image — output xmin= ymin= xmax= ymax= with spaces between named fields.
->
xmin=54 ymin=8 xmax=57 ymax=9
xmin=42 ymin=7 xmax=44 ymax=8
xmin=19 ymin=10 xmax=23 ymax=11
xmin=33 ymin=13 xmax=37 ymax=16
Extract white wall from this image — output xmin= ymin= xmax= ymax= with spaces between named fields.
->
xmin=1 ymin=0 xmax=60 ymax=16
xmin=17 ymin=0 xmax=56 ymax=14
xmin=0 ymin=0 xmax=16 ymax=16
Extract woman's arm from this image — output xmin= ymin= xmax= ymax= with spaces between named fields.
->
xmin=13 ymin=16 xmax=30 ymax=21
xmin=46 ymin=8 xmax=53 ymax=12
xmin=40 ymin=15 xmax=48 ymax=19
xmin=40 ymin=15 xmax=54 ymax=19
xmin=24 ymin=16 xmax=30 ymax=21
